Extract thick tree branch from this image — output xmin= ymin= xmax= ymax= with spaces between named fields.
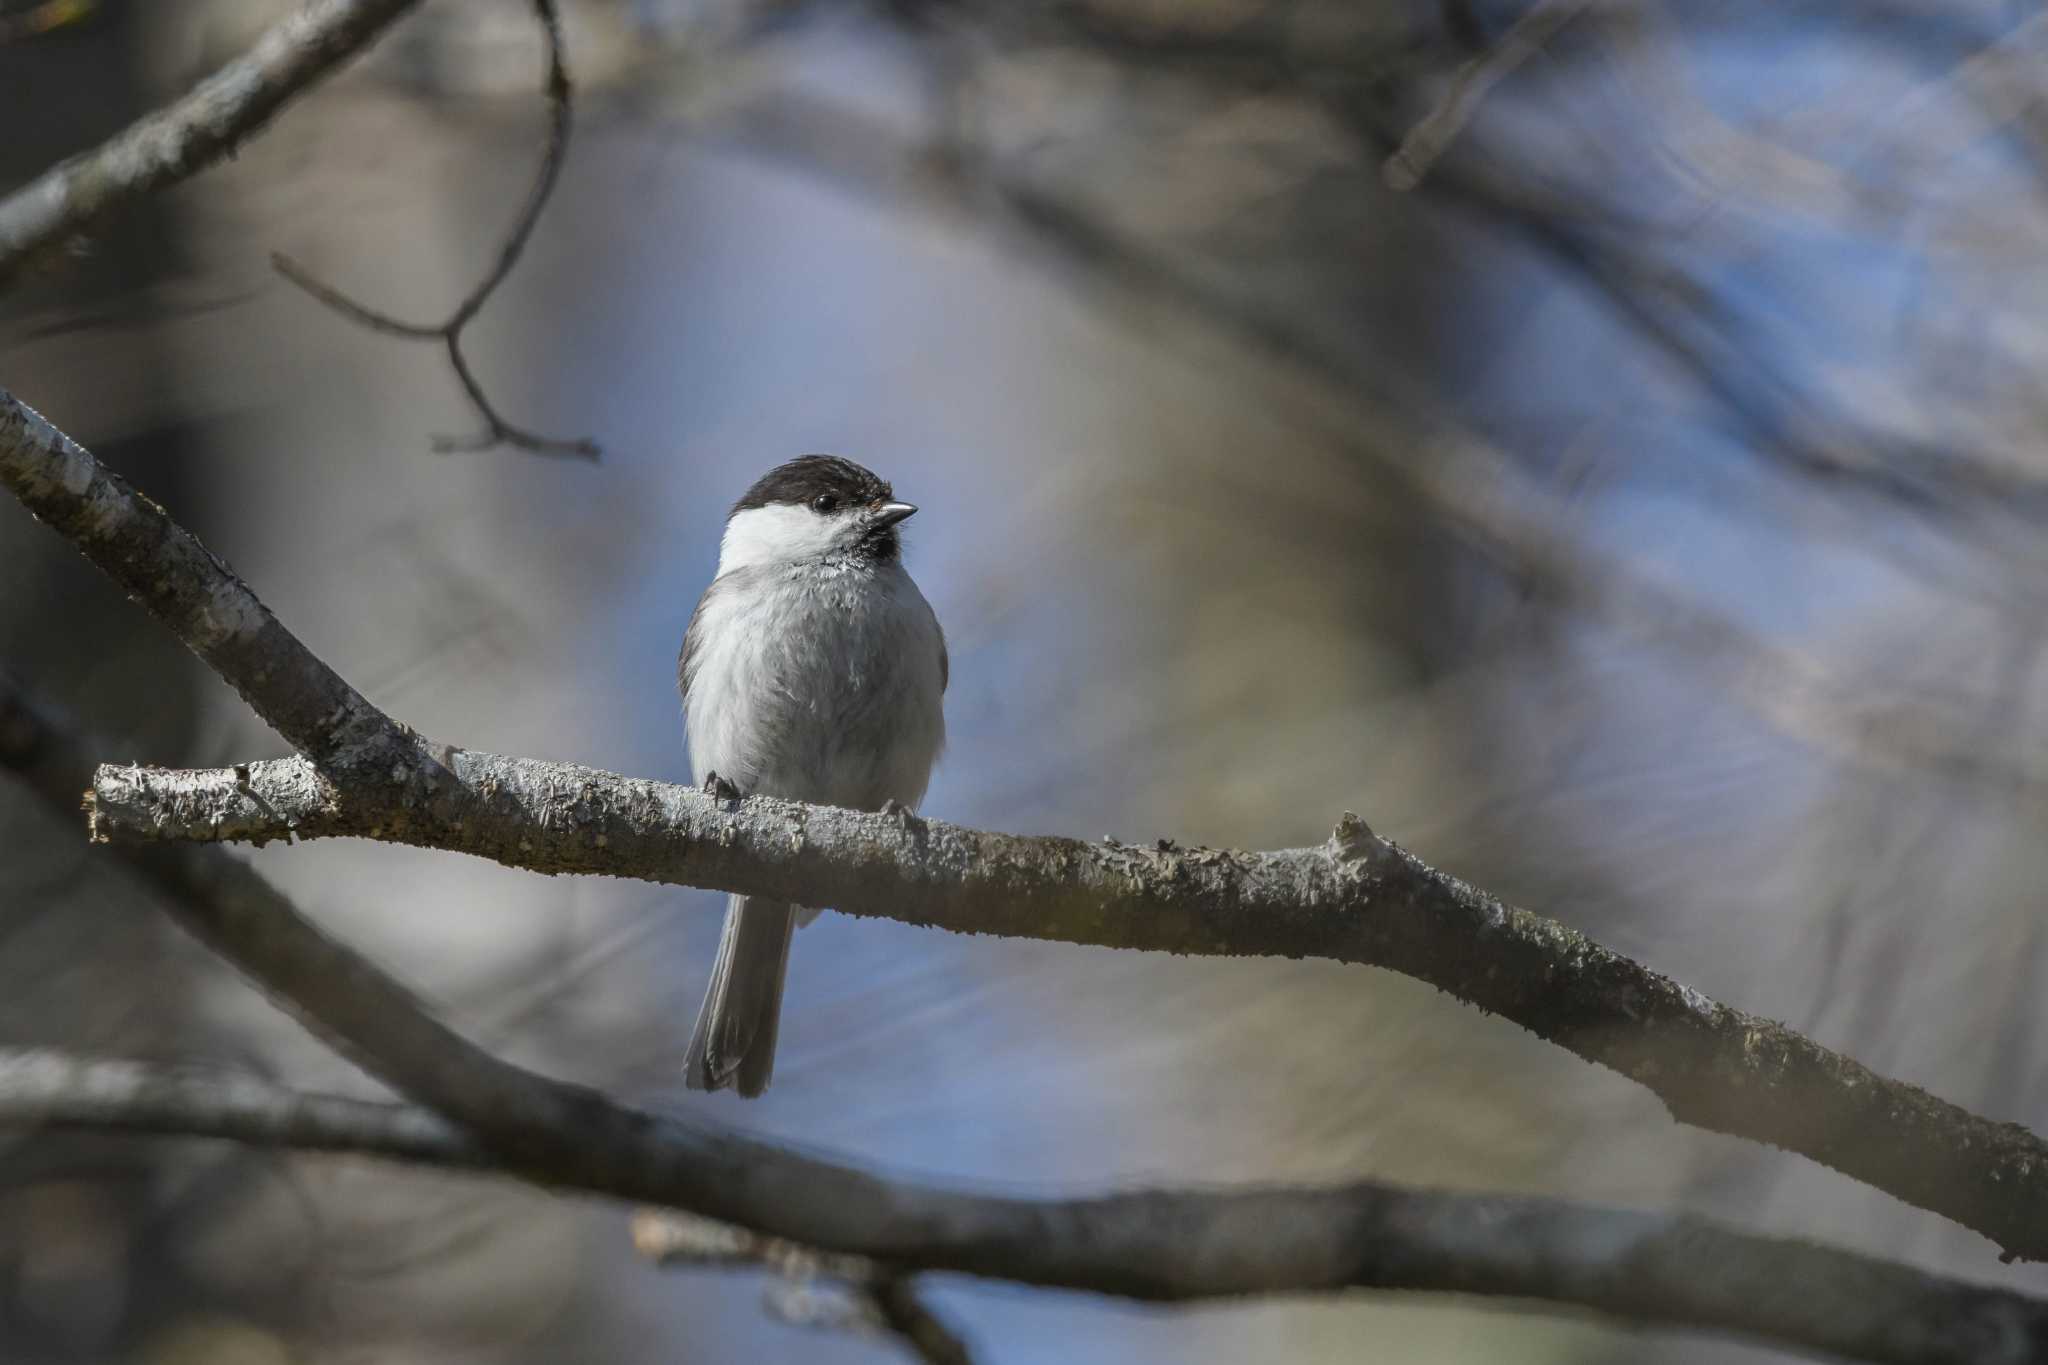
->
xmin=1 ymin=1047 xmax=2046 ymax=1365
xmin=0 ymin=0 xmax=425 ymax=284
xmin=8 ymin=382 xmax=2048 ymax=1267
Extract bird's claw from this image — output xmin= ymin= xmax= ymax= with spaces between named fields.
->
xmin=701 ymin=771 xmax=742 ymax=802
xmin=878 ymin=798 xmax=918 ymax=828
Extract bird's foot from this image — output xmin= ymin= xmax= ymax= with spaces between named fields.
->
xmin=878 ymin=797 xmax=920 ymax=829
xmin=701 ymin=771 xmax=742 ymax=802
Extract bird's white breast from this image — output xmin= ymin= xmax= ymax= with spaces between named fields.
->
xmin=683 ymin=559 xmax=945 ymax=812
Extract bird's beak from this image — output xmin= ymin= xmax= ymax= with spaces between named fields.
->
xmin=870 ymin=501 xmax=918 ymax=529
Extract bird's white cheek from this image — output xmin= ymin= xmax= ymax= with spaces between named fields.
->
xmin=719 ymin=505 xmax=839 ymax=573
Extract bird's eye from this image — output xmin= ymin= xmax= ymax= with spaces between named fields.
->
xmin=810 ymin=494 xmax=838 ymax=513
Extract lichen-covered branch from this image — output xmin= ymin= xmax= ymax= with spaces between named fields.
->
xmin=0 ymin=0 xmax=425 ymax=283
xmin=18 ymin=675 xmax=2034 ymax=1365
xmin=8 ymin=379 xmax=2048 ymax=1265
xmin=1 ymin=1047 xmax=2044 ymax=1365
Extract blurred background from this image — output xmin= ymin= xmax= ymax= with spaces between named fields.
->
xmin=6 ymin=0 xmax=2048 ymax=1360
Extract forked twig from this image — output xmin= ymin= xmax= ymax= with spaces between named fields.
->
xmin=272 ymin=0 xmax=598 ymax=458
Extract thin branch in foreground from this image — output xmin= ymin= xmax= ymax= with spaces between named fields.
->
xmin=271 ymin=0 xmax=599 ymax=459
xmin=0 ymin=0 xmax=426 ymax=284
xmin=0 ymin=1047 xmax=2045 ymax=1365
xmin=7 ymin=382 xmax=2048 ymax=1268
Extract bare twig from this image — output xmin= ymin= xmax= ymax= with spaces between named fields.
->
xmin=271 ymin=0 xmax=599 ymax=458
xmin=0 ymin=1046 xmax=2042 ymax=1364
xmin=8 ymin=385 xmax=2048 ymax=1266
xmin=0 ymin=0 xmax=425 ymax=283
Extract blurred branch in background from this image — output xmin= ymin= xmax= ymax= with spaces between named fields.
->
xmin=2 ymin=1040 xmax=2047 ymax=1365
xmin=699 ymin=84 xmax=2048 ymax=806
xmin=0 ymin=0 xmax=424 ymax=283
xmin=273 ymin=0 xmax=601 ymax=457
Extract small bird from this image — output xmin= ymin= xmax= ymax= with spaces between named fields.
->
xmin=679 ymin=456 xmax=947 ymax=1096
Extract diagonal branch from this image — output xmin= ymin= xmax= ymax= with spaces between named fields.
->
xmin=0 ymin=0 xmax=427 ymax=285
xmin=8 ymin=385 xmax=2048 ymax=1267
xmin=271 ymin=0 xmax=599 ymax=458
xmin=1 ymin=1047 xmax=2046 ymax=1365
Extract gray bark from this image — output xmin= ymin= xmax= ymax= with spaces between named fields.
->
xmin=79 ymin=743 xmax=2048 ymax=1270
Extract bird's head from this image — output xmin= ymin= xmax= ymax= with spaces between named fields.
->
xmin=719 ymin=455 xmax=917 ymax=574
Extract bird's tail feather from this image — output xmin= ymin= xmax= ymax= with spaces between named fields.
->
xmin=683 ymin=895 xmax=795 ymax=1097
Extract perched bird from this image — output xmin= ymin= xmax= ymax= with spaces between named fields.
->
xmin=679 ymin=456 xmax=948 ymax=1096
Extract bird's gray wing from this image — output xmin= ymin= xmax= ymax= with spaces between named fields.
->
xmin=678 ymin=574 xmax=722 ymax=710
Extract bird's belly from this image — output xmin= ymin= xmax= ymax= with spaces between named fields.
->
xmin=689 ymin=582 xmax=942 ymax=812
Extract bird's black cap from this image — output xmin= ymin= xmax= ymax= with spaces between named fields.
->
xmin=732 ymin=455 xmax=892 ymax=516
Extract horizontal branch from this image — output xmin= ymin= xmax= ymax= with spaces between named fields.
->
xmin=3 ymin=1047 xmax=2045 ymax=1365
xmin=85 ymin=744 xmax=2048 ymax=1267
xmin=0 ymin=0 xmax=424 ymax=283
